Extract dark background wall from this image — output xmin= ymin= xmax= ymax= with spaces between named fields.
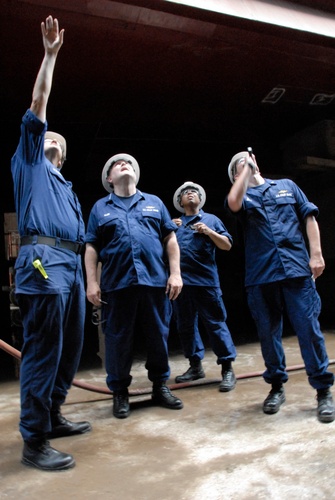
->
xmin=1 ymin=0 xmax=335 ymax=378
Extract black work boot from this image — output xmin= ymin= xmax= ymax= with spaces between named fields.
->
xmin=175 ymin=359 xmax=205 ymax=383
xmin=22 ymin=440 xmax=75 ymax=471
xmin=317 ymin=389 xmax=335 ymax=423
xmin=48 ymin=409 xmax=92 ymax=439
xmin=152 ymin=382 xmax=183 ymax=409
xmin=263 ymin=385 xmax=285 ymax=414
xmin=113 ymin=389 xmax=130 ymax=419
xmin=219 ymin=362 xmax=236 ymax=392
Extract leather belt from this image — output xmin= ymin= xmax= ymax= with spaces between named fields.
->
xmin=20 ymin=235 xmax=83 ymax=255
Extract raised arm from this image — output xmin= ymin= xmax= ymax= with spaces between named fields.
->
xmin=30 ymin=16 xmax=64 ymax=122
xmin=227 ymin=157 xmax=258 ymax=212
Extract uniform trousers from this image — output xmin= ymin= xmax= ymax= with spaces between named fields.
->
xmin=173 ymin=286 xmax=236 ymax=365
xmin=102 ymin=285 xmax=172 ymax=391
xmin=17 ymin=285 xmax=85 ymax=443
xmin=246 ymin=277 xmax=334 ymax=389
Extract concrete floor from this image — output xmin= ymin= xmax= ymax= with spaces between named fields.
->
xmin=1 ymin=331 xmax=335 ymax=500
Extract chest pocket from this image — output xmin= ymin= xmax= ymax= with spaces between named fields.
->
xmin=274 ymin=194 xmax=300 ymax=226
xmin=98 ymin=213 xmax=123 ymax=244
xmin=98 ymin=213 xmax=120 ymax=227
xmin=244 ymin=197 xmax=263 ymax=210
xmin=141 ymin=210 xmax=161 ymax=234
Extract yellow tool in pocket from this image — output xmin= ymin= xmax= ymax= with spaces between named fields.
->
xmin=33 ymin=259 xmax=48 ymax=279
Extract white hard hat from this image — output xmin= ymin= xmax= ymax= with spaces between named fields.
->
xmin=227 ymin=151 xmax=249 ymax=184
xmin=173 ymin=181 xmax=206 ymax=213
xmin=101 ymin=153 xmax=140 ymax=193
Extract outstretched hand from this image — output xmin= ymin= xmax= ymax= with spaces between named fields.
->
xmin=41 ymin=15 xmax=64 ymax=54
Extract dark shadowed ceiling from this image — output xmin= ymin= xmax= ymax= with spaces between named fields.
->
xmin=2 ymin=0 xmax=335 ymax=367
xmin=2 ymin=0 xmax=335 ymax=216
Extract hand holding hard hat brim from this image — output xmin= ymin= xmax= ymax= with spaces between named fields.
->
xmin=247 ymin=158 xmax=257 ymax=173
xmin=101 ymin=153 xmax=140 ymax=193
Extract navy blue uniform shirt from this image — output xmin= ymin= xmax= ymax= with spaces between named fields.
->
xmin=11 ymin=109 xmax=85 ymax=293
xmin=227 ymin=178 xmax=319 ymax=286
xmin=85 ymin=191 xmax=177 ymax=292
xmin=175 ymin=210 xmax=233 ymax=287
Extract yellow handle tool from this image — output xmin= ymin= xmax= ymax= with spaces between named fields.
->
xmin=33 ymin=259 xmax=48 ymax=279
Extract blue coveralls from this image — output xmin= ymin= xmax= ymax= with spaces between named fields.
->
xmin=172 ymin=210 xmax=236 ymax=365
xmin=227 ymin=178 xmax=334 ymax=390
xmin=85 ymin=191 xmax=177 ymax=391
xmin=11 ymin=110 xmax=86 ymax=443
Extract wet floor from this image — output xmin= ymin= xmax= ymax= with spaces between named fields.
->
xmin=1 ymin=332 xmax=335 ymax=499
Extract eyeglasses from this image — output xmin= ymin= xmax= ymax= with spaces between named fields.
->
xmin=181 ymin=189 xmax=199 ymax=196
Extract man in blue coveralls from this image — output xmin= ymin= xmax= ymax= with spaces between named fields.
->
xmin=85 ymin=154 xmax=184 ymax=419
xmin=226 ymin=149 xmax=334 ymax=423
xmin=171 ymin=181 xmax=237 ymax=391
xmin=11 ymin=16 xmax=91 ymax=471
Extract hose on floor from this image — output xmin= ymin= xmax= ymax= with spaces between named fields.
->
xmin=1 ymin=338 xmax=335 ymax=397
